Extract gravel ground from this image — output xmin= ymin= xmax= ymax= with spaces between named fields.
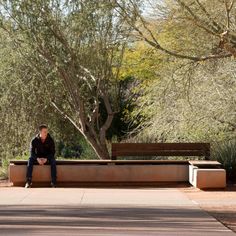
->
xmin=181 ymin=185 xmax=236 ymax=233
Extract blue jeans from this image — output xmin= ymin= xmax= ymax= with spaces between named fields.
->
xmin=26 ymin=156 xmax=57 ymax=183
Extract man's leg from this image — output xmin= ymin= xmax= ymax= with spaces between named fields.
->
xmin=49 ymin=157 xmax=57 ymax=185
xmin=25 ymin=156 xmax=36 ymax=186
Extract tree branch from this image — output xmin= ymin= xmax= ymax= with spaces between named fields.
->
xmin=115 ymin=0 xmax=233 ymax=61
xmin=51 ymin=100 xmax=81 ymax=131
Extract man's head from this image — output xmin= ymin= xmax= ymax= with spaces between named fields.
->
xmin=38 ymin=124 xmax=48 ymax=140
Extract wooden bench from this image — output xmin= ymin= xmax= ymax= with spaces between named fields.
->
xmin=111 ymin=143 xmax=210 ymax=160
xmin=111 ymin=143 xmax=226 ymax=189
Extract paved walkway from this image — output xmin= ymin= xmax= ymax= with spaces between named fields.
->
xmin=0 ymin=187 xmax=235 ymax=235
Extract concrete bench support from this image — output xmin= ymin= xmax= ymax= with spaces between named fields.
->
xmin=188 ymin=161 xmax=226 ymax=189
xmin=191 ymin=169 xmax=226 ymax=189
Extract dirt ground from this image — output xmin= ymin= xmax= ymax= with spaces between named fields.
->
xmin=181 ymin=185 xmax=236 ymax=233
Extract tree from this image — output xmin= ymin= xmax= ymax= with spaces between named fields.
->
xmin=132 ymin=58 xmax=236 ymax=143
xmin=0 ymin=0 xmax=127 ymax=159
xmin=115 ymin=0 xmax=236 ymax=61
xmin=120 ymin=41 xmax=236 ymax=144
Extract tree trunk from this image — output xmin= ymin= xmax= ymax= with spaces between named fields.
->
xmin=81 ymin=130 xmax=110 ymax=160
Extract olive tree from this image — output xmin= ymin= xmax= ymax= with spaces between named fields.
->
xmin=0 ymin=0 xmax=128 ymax=159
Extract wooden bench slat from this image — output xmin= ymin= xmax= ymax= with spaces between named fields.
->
xmin=113 ymin=151 xmax=208 ymax=156
xmin=112 ymin=143 xmax=210 ymax=150
xmin=111 ymin=143 xmax=210 ymax=160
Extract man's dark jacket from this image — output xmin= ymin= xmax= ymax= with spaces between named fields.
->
xmin=30 ymin=133 xmax=55 ymax=159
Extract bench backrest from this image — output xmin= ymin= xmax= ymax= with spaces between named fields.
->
xmin=111 ymin=143 xmax=210 ymax=160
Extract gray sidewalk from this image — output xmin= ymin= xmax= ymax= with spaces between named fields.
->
xmin=0 ymin=187 xmax=234 ymax=235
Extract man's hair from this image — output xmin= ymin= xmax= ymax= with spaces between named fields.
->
xmin=38 ymin=124 xmax=48 ymax=131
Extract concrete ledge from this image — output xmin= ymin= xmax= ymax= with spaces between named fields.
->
xmin=9 ymin=164 xmax=189 ymax=186
xmin=188 ymin=164 xmax=198 ymax=186
xmin=9 ymin=159 xmax=190 ymax=165
xmin=193 ymin=169 xmax=226 ymax=189
xmin=9 ymin=160 xmax=227 ymax=188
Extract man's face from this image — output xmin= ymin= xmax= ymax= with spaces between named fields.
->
xmin=39 ymin=128 xmax=48 ymax=140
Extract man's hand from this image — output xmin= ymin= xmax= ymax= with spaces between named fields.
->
xmin=37 ymin=158 xmax=43 ymax=165
xmin=37 ymin=158 xmax=47 ymax=165
xmin=41 ymin=158 xmax=47 ymax=164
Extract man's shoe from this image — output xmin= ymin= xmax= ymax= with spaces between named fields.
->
xmin=25 ymin=181 xmax=32 ymax=188
xmin=51 ymin=182 xmax=56 ymax=188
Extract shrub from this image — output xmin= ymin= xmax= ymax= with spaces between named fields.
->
xmin=0 ymin=158 xmax=9 ymax=180
xmin=211 ymin=139 xmax=236 ymax=181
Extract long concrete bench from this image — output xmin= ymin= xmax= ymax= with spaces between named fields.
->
xmin=9 ymin=160 xmax=189 ymax=187
xmin=9 ymin=159 xmax=226 ymax=189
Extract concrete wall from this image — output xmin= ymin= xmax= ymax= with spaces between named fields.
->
xmin=9 ymin=164 xmax=189 ymax=186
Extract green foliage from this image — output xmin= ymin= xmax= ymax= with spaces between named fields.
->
xmin=117 ymin=0 xmax=236 ymax=146
xmin=0 ymin=0 xmax=235 ymax=168
xmin=0 ymin=158 xmax=9 ymax=180
xmin=57 ymin=135 xmax=97 ymax=159
xmin=211 ymin=140 xmax=236 ymax=181
xmin=0 ymin=0 xmax=129 ymax=160
xmin=76 ymin=138 xmax=98 ymax=160
xmin=119 ymin=35 xmax=236 ymax=144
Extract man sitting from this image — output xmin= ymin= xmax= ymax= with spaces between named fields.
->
xmin=25 ymin=124 xmax=57 ymax=188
